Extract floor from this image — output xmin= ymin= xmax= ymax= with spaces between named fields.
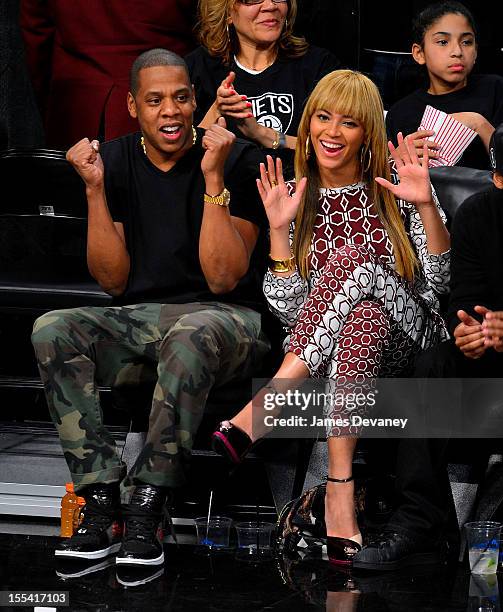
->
xmin=0 ymin=532 xmax=498 ymax=611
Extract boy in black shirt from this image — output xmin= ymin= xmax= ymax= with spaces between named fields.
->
xmin=354 ymin=124 xmax=503 ymax=570
xmin=31 ymin=49 xmax=269 ymax=567
xmin=449 ymin=123 xmax=503 ymax=365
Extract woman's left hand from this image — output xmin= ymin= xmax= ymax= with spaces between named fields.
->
xmin=375 ymin=132 xmax=433 ymax=208
xmin=215 ymin=72 xmax=272 ymax=144
xmin=216 ymin=72 xmax=253 ymax=121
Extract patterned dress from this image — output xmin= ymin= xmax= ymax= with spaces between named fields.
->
xmin=263 ymin=180 xmax=450 ymax=385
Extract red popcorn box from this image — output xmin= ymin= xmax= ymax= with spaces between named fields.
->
xmin=419 ymin=105 xmax=477 ymax=167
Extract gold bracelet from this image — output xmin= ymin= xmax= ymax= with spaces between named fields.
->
xmin=271 ymin=130 xmax=286 ymax=150
xmin=203 ymin=187 xmax=230 ymax=207
xmin=268 ymin=254 xmax=296 ymax=273
xmin=271 ymin=130 xmax=281 ymax=150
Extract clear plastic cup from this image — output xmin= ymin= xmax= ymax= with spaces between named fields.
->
xmin=467 ymin=573 xmax=500 ymax=611
xmin=235 ymin=521 xmax=274 ymax=558
xmin=465 ymin=521 xmax=502 ymax=574
xmin=194 ymin=516 xmax=233 ymax=551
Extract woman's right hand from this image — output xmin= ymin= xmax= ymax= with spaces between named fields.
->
xmin=257 ymin=155 xmax=307 ymax=231
xmin=215 ymin=71 xmax=253 ymax=121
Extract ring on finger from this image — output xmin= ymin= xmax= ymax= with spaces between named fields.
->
xmin=271 ymin=179 xmax=278 ymax=187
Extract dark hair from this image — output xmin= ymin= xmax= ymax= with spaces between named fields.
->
xmin=130 ymin=48 xmax=190 ymax=96
xmin=412 ymin=1 xmax=477 ymax=46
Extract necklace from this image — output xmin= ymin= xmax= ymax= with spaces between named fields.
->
xmin=234 ymin=53 xmax=276 ymax=73
xmin=140 ymin=127 xmax=198 ymax=155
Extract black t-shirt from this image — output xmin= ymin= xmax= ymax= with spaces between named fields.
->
xmin=386 ymin=74 xmax=503 ymax=170
xmin=447 ymin=185 xmax=503 ymax=335
xmin=185 ymin=45 xmax=340 ymax=177
xmin=100 ymin=130 xmax=267 ymax=311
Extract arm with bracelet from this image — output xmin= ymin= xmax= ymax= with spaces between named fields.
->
xmin=257 ymin=155 xmax=304 ymax=275
xmin=264 ymin=226 xmax=309 ymax=328
xmin=241 ymin=123 xmax=296 ymax=151
xmin=199 ymin=70 xmax=298 ymax=151
xmin=257 ymin=155 xmax=310 ymax=326
xmin=199 ymin=118 xmax=260 ymax=294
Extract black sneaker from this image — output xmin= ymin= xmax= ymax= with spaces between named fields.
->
xmin=116 ymin=564 xmax=165 ymax=587
xmin=55 ymin=483 xmax=122 ymax=560
xmin=55 ymin=557 xmax=115 ymax=580
xmin=352 ymin=530 xmax=443 ymax=571
xmin=116 ymin=484 xmax=169 ymax=566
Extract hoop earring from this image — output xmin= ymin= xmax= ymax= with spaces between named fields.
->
xmin=192 ymin=126 xmax=197 ymax=146
xmin=360 ymin=147 xmax=372 ymax=173
xmin=305 ymin=135 xmax=311 ymax=159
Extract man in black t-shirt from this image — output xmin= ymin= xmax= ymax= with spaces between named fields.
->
xmin=31 ymin=49 xmax=270 ymax=567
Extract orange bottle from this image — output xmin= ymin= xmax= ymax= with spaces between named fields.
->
xmin=60 ymin=483 xmax=79 ymax=538
xmin=75 ymin=496 xmax=86 ymax=530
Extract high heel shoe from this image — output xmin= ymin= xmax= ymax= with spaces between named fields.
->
xmin=211 ymin=421 xmax=253 ymax=465
xmin=325 ymin=475 xmax=362 ymax=566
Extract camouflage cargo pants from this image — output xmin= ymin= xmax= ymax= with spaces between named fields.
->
xmin=32 ymin=302 xmax=270 ymax=491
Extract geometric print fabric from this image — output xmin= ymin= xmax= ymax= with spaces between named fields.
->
xmin=263 ymin=180 xmax=450 ymax=397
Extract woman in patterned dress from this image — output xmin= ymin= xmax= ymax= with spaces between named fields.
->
xmin=212 ymin=70 xmax=450 ymax=564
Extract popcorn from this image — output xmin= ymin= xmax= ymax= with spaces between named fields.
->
xmin=419 ymin=105 xmax=477 ymax=167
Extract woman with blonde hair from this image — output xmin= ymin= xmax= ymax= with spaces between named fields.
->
xmin=212 ymin=70 xmax=451 ymax=565
xmin=186 ymin=0 xmax=339 ymax=176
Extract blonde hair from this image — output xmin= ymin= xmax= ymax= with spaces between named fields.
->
xmin=196 ymin=0 xmax=308 ymax=65
xmin=293 ymin=70 xmax=418 ymax=281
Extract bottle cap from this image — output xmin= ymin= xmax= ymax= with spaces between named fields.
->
xmin=65 ymin=483 xmax=75 ymax=493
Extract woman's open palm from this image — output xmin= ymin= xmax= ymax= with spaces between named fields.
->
xmin=257 ymin=156 xmax=307 ymax=231
xmin=376 ymin=133 xmax=433 ymax=208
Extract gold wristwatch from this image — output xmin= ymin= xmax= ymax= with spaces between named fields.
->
xmin=204 ymin=187 xmax=231 ymax=207
xmin=271 ymin=130 xmax=286 ymax=150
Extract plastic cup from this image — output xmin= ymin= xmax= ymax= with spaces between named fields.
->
xmin=194 ymin=516 xmax=233 ymax=551
xmin=467 ymin=573 xmax=500 ymax=611
xmin=235 ymin=521 xmax=274 ymax=558
xmin=465 ymin=521 xmax=502 ymax=574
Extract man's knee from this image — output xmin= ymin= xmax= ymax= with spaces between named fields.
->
xmin=161 ymin=309 xmax=232 ymax=362
xmin=159 ymin=306 xmax=260 ymax=371
xmin=32 ymin=308 xmax=74 ymax=347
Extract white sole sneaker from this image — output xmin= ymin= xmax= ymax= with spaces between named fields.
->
xmin=116 ymin=567 xmax=165 ymax=587
xmin=55 ymin=542 xmax=121 ymax=560
xmin=115 ymin=551 xmax=165 ymax=566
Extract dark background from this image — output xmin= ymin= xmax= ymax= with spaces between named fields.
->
xmin=0 ymin=0 xmax=501 ymax=150
xmin=295 ymin=0 xmax=502 ymax=74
